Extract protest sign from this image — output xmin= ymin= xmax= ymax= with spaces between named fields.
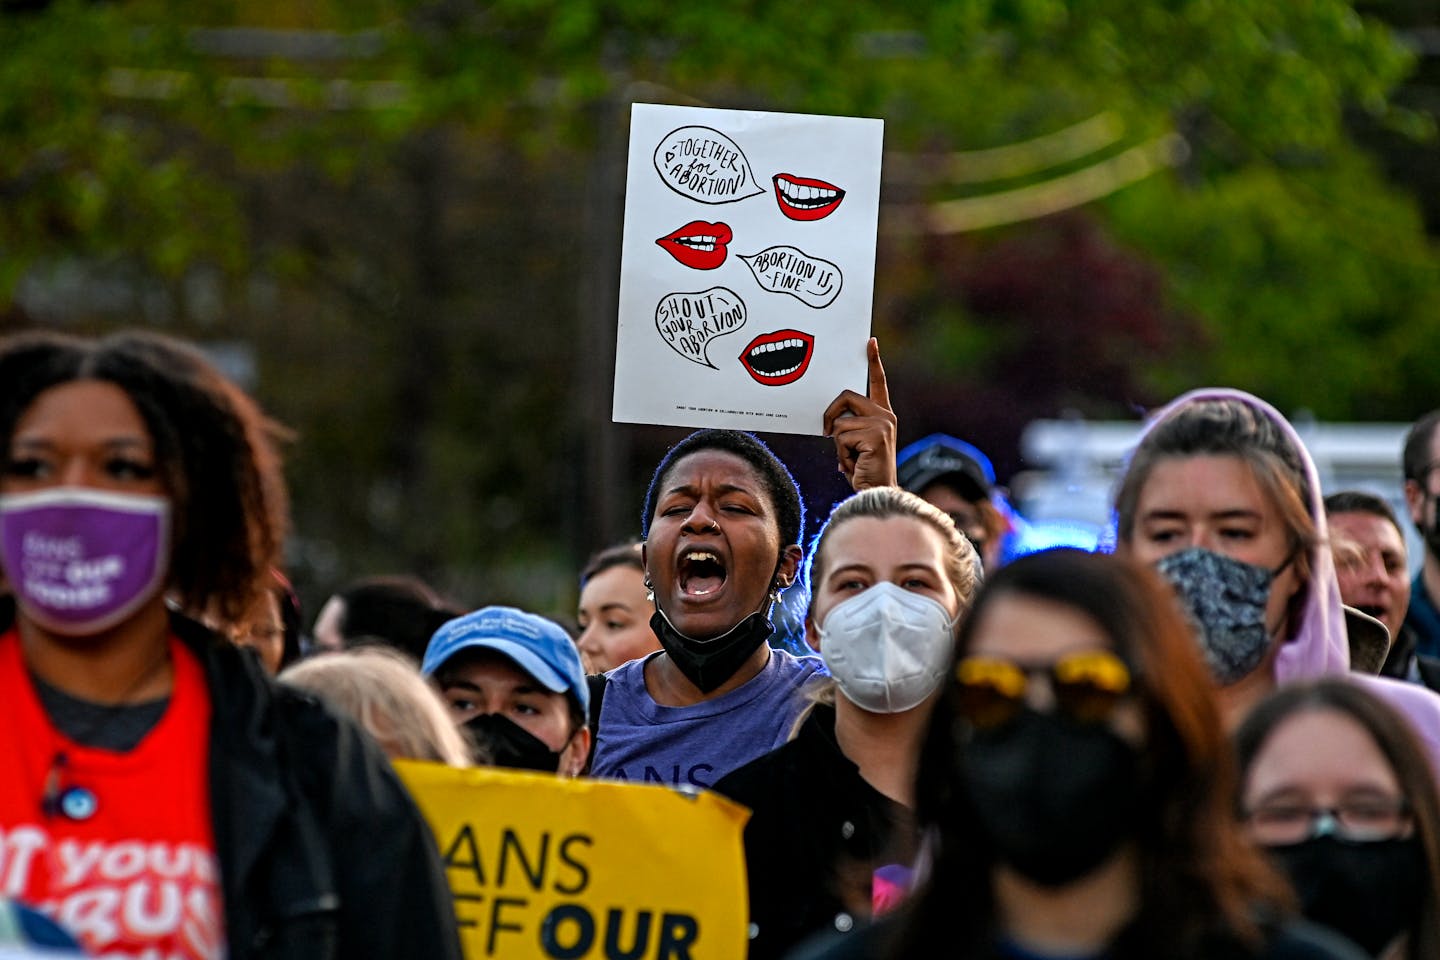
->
xmin=613 ymin=103 xmax=884 ymax=435
xmin=395 ymin=762 xmax=750 ymax=960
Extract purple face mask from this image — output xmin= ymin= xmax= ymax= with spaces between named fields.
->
xmin=0 ymin=488 xmax=170 ymax=635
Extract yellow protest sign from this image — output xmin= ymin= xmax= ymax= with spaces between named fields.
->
xmin=395 ymin=762 xmax=751 ymax=960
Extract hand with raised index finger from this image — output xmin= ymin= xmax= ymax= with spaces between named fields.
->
xmin=823 ymin=337 xmax=897 ymax=492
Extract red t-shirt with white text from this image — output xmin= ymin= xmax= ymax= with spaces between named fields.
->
xmin=0 ymin=630 xmax=225 ymax=959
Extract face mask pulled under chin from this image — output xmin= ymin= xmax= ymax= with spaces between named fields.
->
xmin=1154 ymin=547 xmax=1286 ymax=686
xmin=817 ymin=581 xmax=955 ymax=713
xmin=649 ymin=608 xmax=774 ymax=694
xmin=462 ymin=713 xmax=568 ymax=773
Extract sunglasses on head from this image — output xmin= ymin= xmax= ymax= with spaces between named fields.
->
xmin=953 ymin=650 xmax=1132 ymax=729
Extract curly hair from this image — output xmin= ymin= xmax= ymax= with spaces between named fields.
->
xmin=0 ymin=329 xmax=288 ymax=623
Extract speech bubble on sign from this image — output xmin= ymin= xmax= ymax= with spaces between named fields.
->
xmin=655 ymin=287 xmax=748 ymax=369
xmin=740 ymin=245 xmax=843 ymax=309
xmin=653 ymin=127 xmax=765 ymax=204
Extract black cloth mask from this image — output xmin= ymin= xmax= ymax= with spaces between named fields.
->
xmin=462 ymin=713 xmax=565 ymax=772
xmin=1268 ymin=834 xmax=1426 ymax=956
xmin=1156 ymin=547 xmax=1280 ymax=686
xmin=962 ymin=709 xmax=1141 ymax=887
xmin=650 ymin=608 xmax=774 ymax=694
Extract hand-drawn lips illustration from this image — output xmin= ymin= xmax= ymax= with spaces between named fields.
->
xmin=739 ymin=329 xmax=815 ymax=386
xmin=772 ymin=173 xmax=846 ymax=221
xmin=656 ymin=221 xmax=733 ymax=270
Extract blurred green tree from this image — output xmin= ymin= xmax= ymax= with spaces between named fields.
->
xmin=1 ymin=0 xmax=1435 ymax=613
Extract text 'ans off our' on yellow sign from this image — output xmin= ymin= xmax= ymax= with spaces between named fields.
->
xmin=396 ymin=762 xmax=751 ymax=960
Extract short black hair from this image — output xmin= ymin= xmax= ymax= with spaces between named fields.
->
xmin=1322 ymin=490 xmax=1402 ymax=535
xmin=1403 ymin=410 xmax=1440 ymax=484
xmin=0 ymin=329 xmax=288 ymax=623
xmin=640 ymin=429 xmax=804 ymax=548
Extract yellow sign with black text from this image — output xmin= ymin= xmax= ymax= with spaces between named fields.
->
xmin=396 ymin=762 xmax=751 ymax=960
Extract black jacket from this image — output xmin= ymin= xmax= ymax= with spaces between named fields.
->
xmin=1379 ymin=622 xmax=1440 ymax=693
xmin=4 ymin=602 xmax=463 ymax=960
xmin=785 ymin=914 xmax=1372 ymax=960
xmin=714 ymin=704 xmax=915 ymax=960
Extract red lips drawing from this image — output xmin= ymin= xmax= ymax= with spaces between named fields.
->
xmin=772 ymin=174 xmax=845 ymax=221
xmin=656 ymin=221 xmax=733 ymax=270
xmin=739 ymin=329 xmax=815 ymax=386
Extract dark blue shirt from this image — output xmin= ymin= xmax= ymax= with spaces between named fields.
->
xmin=1404 ymin=572 xmax=1440 ymax=659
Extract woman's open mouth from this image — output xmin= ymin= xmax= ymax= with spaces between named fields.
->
xmin=772 ymin=174 xmax=845 ymax=221
xmin=678 ymin=549 xmax=728 ymax=598
xmin=738 ymin=330 xmax=814 ymax=386
xmin=656 ymin=221 xmax=732 ymax=270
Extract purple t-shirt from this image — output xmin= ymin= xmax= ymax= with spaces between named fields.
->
xmin=590 ymin=648 xmax=826 ymax=789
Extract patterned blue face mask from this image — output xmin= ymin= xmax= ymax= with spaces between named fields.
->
xmin=1155 ymin=547 xmax=1288 ymax=685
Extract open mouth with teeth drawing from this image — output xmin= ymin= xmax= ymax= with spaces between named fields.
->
xmin=679 ymin=548 xmax=728 ymax=598
xmin=656 ymin=221 xmax=732 ymax=270
xmin=738 ymin=330 xmax=815 ymax=386
xmin=772 ymin=173 xmax=846 ymax=221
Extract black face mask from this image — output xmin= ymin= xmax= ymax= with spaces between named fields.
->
xmin=1268 ymin=834 xmax=1426 ymax=956
xmin=650 ymin=609 xmax=774 ymax=694
xmin=462 ymin=713 xmax=566 ymax=773
xmin=962 ymin=709 xmax=1141 ymax=887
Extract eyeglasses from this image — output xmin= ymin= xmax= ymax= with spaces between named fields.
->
xmin=954 ymin=650 xmax=1132 ymax=729
xmin=1245 ymin=799 xmax=1411 ymax=846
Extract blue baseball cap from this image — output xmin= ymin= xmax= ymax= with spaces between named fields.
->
xmin=422 ymin=606 xmax=589 ymax=715
xmin=896 ymin=433 xmax=996 ymax=502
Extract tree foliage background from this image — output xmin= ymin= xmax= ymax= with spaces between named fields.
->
xmin=3 ymin=0 xmax=1438 ymax=618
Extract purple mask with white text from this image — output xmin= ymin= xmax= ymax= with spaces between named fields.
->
xmin=0 ymin=488 xmax=170 ymax=635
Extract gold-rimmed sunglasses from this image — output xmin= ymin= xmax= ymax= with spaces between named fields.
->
xmin=954 ymin=650 xmax=1133 ymax=729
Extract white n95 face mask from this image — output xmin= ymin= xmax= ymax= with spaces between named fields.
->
xmin=817 ymin=581 xmax=957 ymax=713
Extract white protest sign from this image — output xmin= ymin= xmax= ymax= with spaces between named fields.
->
xmin=613 ymin=103 xmax=884 ymax=435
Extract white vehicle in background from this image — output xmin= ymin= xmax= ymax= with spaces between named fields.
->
xmin=1011 ymin=415 xmax=1418 ymax=570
